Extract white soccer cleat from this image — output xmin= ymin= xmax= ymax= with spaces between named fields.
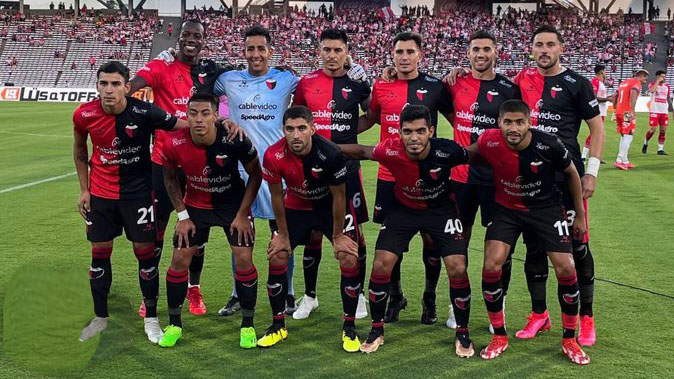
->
xmin=446 ymin=305 xmax=457 ymax=329
xmin=356 ymin=293 xmax=368 ymax=319
xmin=144 ymin=317 xmax=164 ymax=344
xmin=292 ymin=295 xmax=319 ymax=320
xmin=79 ymin=316 xmax=107 ymax=341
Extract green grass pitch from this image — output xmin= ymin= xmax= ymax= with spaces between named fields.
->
xmin=1 ymin=102 xmax=673 ymax=378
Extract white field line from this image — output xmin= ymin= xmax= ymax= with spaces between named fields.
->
xmin=0 ymin=172 xmax=76 ymax=194
xmin=0 ymin=131 xmax=70 ymax=138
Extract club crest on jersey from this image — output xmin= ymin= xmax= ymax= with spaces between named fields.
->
xmin=483 ymin=289 xmax=502 ymax=302
xmin=369 ymin=289 xmax=388 ymax=303
xmin=530 ymin=160 xmax=543 ymax=174
xmin=89 ymin=267 xmax=104 ymax=279
xmin=345 ymin=284 xmax=361 ymax=299
xmin=550 ymin=85 xmax=562 ymax=98
xmin=563 ymin=291 xmax=580 ymax=304
xmin=342 ymin=87 xmax=352 ymax=100
xmin=140 ymin=267 xmax=158 ymax=281
xmin=198 ymin=73 xmax=206 ymax=85
xmin=215 ymin=154 xmax=228 ymax=167
xmin=416 ymin=88 xmax=428 ymax=101
xmin=430 ymin=167 xmax=442 ymax=180
xmin=125 ymin=124 xmax=138 ymax=138
xmin=454 ymin=295 xmax=471 ymax=310
xmin=311 ymin=167 xmax=323 ymax=179
xmin=267 ymin=283 xmax=283 ymax=297
xmin=265 ymin=79 xmax=277 ymax=90
xmin=487 ymin=90 xmax=499 ymax=103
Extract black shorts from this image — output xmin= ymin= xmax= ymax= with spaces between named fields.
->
xmin=86 ymin=195 xmax=157 ymax=243
xmin=373 ymin=179 xmax=395 ymax=224
xmin=452 ymin=181 xmax=495 ymax=227
xmin=486 ymin=203 xmax=572 ymax=253
xmin=172 ymin=205 xmax=252 ymax=249
xmin=286 ymin=208 xmax=358 ymax=249
xmin=375 ymin=202 xmax=466 ymax=257
xmin=345 ymin=169 xmax=369 ymax=225
xmin=152 ymin=163 xmax=186 ymax=222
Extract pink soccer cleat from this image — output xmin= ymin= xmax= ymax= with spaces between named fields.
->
xmin=562 ymin=338 xmax=591 ymax=365
xmin=577 ymin=315 xmax=596 ymax=346
xmin=480 ymin=335 xmax=508 ymax=360
xmin=187 ymin=286 xmax=207 ymax=315
xmin=515 ymin=310 xmax=551 ymax=339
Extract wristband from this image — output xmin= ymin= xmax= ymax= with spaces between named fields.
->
xmin=586 ymin=157 xmax=600 ymax=178
xmin=177 ymin=209 xmax=190 ymax=221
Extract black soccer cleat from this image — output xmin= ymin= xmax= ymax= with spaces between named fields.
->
xmin=658 ymin=150 xmax=668 ymax=155
xmin=384 ymin=296 xmax=407 ymax=323
xmin=284 ymin=294 xmax=298 ymax=315
xmin=421 ymin=292 xmax=437 ymax=325
xmin=642 ymin=144 xmax=648 ymax=154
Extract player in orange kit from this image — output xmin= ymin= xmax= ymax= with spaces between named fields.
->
xmin=614 ymin=69 xmax=648 ymax=170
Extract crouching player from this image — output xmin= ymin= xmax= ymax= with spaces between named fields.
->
xmin=470 ymin=100 xmax=590 ymax=365
xmin=261 ymin=106 xmax=359 ymax=351
xmin=158 ymin=94 xmax=262 ymax=348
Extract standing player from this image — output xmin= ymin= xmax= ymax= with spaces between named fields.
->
xmin=157 ymin=94 xmax=262 ymax=349
xmin=262 ymin=106 xmax=360 ymax=351
xmin=614 ymin=69 xmax=648 ymax=169
xmin=74 ymin=62 xmax=183 ymax=343
xmin=508 ymin=26 xmax=604 ymax=346
xmin=341 ymin=105 xmax=473 ymax=357
xmin=291 ymin=28 xmax=371 ymax=320
xmin=643 ymin=70 xmax=670 ymax=155
xmin=473 ymin=100 xmax=590 ymax=365
xmin=359 ymin=32 xmax=454 ymax=325
xmin=582 ymin=65 xmax=612 ymax=161
xmin=213 ymin=25 xmax=300 ymax=315
xmin=129 ymin=19 xmax=232 ymax=316
xmin=446 ymin=30 xmax=520 ymax=331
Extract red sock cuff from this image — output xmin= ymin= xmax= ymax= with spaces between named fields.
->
xmin=562 ymin=313 xmax=577 ymax=330
xmin=235 ymin=266 xmax=258 ymax=281
xmin=370 ymin=272 xmax=390 ymax=284
xmin=482 ymin=269 xmax=502 ymax=283
xmin=166 ymin=268 xmax=188 ymax=283
xmin=92 ymin=246 xmax=112 ymax=259
xmin=557 ymin=274 xmax=577 ymax=286
xmin=269 ymin=264 xmax=287 ymax=275
xmin=488 ymin=311 xmax=505 ymax=328
xmin=340 ymin=265 xmax=360 ymax=278
xmin=450 ymin=276 xmax=470 ymax=288
xmin=306 ymin=242 xmax=322 ymax=250
xmin=133 ymin=245 xmax=155 ymax=260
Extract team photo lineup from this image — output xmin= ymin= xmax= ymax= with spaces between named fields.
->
xmin=2 ymin=1 xmax=674 ymax=376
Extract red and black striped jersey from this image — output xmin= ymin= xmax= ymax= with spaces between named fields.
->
xmin=448 ymin=74 xmax=520 ymax=185
xmin=370 ymin=72 xmax=452 ymax=181
xmin=514 ymin=67 xmax=599 ymax=175
xmin=134 ymin=58 xmax=228 ymax=165
xmin=161 ymin=126 xmax=258 ymax=210
xmin=262 ymin=135 xmax=347 ymax=211
xmin=372 ymin=137 xmax=468 ymax=210
xmin=73 ymin=97 xmax=178 ymax=200
xmin=477 ymin=128 xmax=572 ymax=211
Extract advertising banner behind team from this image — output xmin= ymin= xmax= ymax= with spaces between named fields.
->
xmin=0 ymin=87 xmax=98 ymax=102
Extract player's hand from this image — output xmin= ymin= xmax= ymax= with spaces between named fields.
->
xmin=176 ymin=219 xmax=196 ymax=249
xmin=332 ymin=233 xmax=358 ymax=259
xmin=78 ymin=190 xmax=91 ymax=224
xmin=230 ymin=213 xmax=255 ymax=247
xmin=381 ymin=66 xmax=397 ymax=82
xmin=218 ymin=118 xmax=246 ymax=141
xmin=443 ymin=67 xmax=470 ymax=87
xmin=346 ymin=61 xmax=367 ymax=82
xmin=156 ymin=48 xmax=176 ymax=63
xmin=624 ymin=112 xmax=633 ymax=123
xmin=581 ymin=174 xmax=596 ymax=199
xmin=267 ymin=233 xmax=291 ymax=260
xmin=572 ymin=212 xmax=587 ymax=241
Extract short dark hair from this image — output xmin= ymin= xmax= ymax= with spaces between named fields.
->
xmin=656 ymin=70 xmax=666 ymax=76
xmin=531 ymin=25 xmax=564 ymax=44
xmin=97 ymin=61 xmax=129 ymax=83
xmin=400 ymin=104 xmax=431 ymax=128
xmin=182 ymin=18 xmax=206 ymax=34
xmin=499 ymin=99 xmax=531 ymax=118
xmin=469 ymin=30 xmax=497 ymax=45
xmin=244 ymin=25 xmax=271 ymax=45
xmin=320 ymin=28 xmax=348 ymax=45
xmin=188 ymin=93 xmax=219 ymax=111
xmin=594 ymin=64 xmax=605 ymax=75
xmin=635 ymin=69 xmax=649 ymax=77
xmin=283 ymin=105 xmax=313 ymax=125
xmin=393 ymin=31 xmax=422 ymax=50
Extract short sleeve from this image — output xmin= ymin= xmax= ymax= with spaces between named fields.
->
xmin=327 ymin=153 xmax=347 ymax=186
xmin=576 ymin=77 xmax=601 ymax=121
xmin=357 ymin=79 xmax=372 ymax=101
xmin=161 ymin=142 xmax=178 ymax=169
xmin=213 ymin=71 xmax=229 ymax=97
xmin=147 ymin=103 xmax=178 ymax=130
xmin=371 ymin=140 xmax=388 ymax=163
xmin=262 ymin=149 xmax=282 ymax=184
xmin=447 ymin=140 xmax=469 ymax=166
xmin=437 ymin=85 xmax=454 ymax=117
xmin=133 ymin=59 xmax=163 ymax=88
xmin=551 ymin=136 xmax=572 ymax=171
xmin=511 ymin=85 xmax=522 ymax=100
xmin=288 ymin=72 xmax=300 ymax=93
xmin=591 ymin=78 xmax=600 ymax=94
xmin=236 ymin=137 xmax=258 ymax=165
xmin=293 ymin=77 xmax=307 ymax=106
xmin=73 ymin=107 xmax=87 ymax=136
xmin=369 ymin=82 xmax=382 ymax=114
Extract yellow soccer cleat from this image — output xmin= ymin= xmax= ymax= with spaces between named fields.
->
xmin=256 ymin=324 xmax=288 ymax=348
xmin=342 ymin=328 xmax=361 ymax=353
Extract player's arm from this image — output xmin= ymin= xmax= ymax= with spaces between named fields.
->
xmin=337 ymin=144 xmax=374 ymax=160
xmin=357 ymin=109 xmax=379 ymax=134
xmin=359 ymin=95 xmax=371 ymax=112
xmin=465 ymin=142 xmax=483 ymax=164
xmin=267 ymin=182 xmax=291 ymax=260
xmin=127 ymin=76 xmax=149 ymax=95
xmin=629 ymin=88 xmax=639 ymax=114
xmin=73 ymin=129 xmax=90 ymax=220
xmin=563 ymin=162 xmax=587 ymax=240
xmin=329 ymin=183 xmax=357 ymax=258
xmin=583 ymin=115 xmax=604 ymax=199
xmin=647 ymin=81 xmax=658 ymax=94
xmin=163 ymin=165 xmax=195 ymax=248
xmin=230 ymin=157 xmax=262 ymax=246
